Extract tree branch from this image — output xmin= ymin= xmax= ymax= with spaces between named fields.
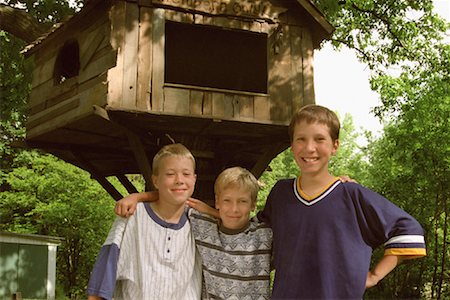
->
xmin=0 ymin=4 xmax=46 ymax=43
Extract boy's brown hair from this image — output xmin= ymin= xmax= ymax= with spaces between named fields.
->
xmin=288 ymin=104 xmax=340 ymax=142
xmin=152 ymin=143 xmax=196 ymax=175
xmin=214 ymin=167 xmax=260 ymax=204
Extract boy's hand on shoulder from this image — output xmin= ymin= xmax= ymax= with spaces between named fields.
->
xmin=115 ymin=194 xmax=139 ymax=217
xmin=114 ymin=191 xmax=159 ymax=217
xmin=187 ymin=198 xmax=219 ymax=218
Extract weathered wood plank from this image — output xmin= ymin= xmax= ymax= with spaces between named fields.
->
xmin=267 ymin=24 xmax=291 ymax=122
xmin=79 ymin=48 xmax=117 ymax=83
xmin=121 ymin=2 xmax=140 ymax=109
xmin=203 ymin=92 xmax=213 ymax=116
xmin=238 ymin=95 xmax=254 ymax=118
xmin=151 ymin=8 xmax=165 ymax=111
xmin=254 ymin=95 xmax=270 ymax=120
xmin=190 ymin=90 xmax=203 ymax=115
xmin=290 ymin=25 xmax=304 ymax=113
xmin=29 ymin=78 xmax=54 ymax=109
xmin=27 ymin=81 xmax=108 ymax=138
xmin=27 ymin=98 xmax=81 ymax=130
xmin=136 ymin=7 xmax=153 ymax=110
xmin=301 ymin=29 xmax=315 ymax=105
xmin=29 ymin=77 xmax=78 ymax=115
xmin=107 ymin=1 xmax=126 ymax=108
xmin=163 ymin=87 xmax=190 ymax=114
xmin=212 ymin=92 xmax=233 ymax=118
xmin=31 ymin=56 xmax=57 ymax=88
xmin=80 ymin=25 xmax=107 ymax=71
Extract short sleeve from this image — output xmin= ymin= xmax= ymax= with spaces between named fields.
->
xmin=347 ymin=183 xmax=426 ymax=258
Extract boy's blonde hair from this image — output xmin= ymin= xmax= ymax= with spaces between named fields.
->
xmin=152 ymin=143 xmax=195 ymax=175
xmin=214 ymin=167 xmax=259 ymax=203
xmin=288 ymin=104 xmax=340 ymax=142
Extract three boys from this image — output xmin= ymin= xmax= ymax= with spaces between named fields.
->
xmin=88 ymin=104 xmax=426 ymax=299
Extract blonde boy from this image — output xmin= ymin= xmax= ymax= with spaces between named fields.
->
xmin=257 ymin=104 xmax=426 ymax=299
xmin=115 ymin=166 xmax=273 ymax=299
xmin=87 ymin=144 xmax=202 ymax=300
xmin=189 ymin=166 xmax=272 ymax=299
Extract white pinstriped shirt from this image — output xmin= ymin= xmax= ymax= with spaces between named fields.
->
xmin=87 ymin=202 xmax=202 ymax=300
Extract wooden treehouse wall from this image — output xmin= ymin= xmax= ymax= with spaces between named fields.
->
xmin=23 ymin=0 xmax=330 ymax=201
xmin=27 ymin=1 xmax=114 ymax=139
xmin=27 ymin=0 xmax=316 ymax=138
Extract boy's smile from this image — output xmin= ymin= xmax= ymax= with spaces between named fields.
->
xmin=216 ymin=185 xmax=255 ymax=230
xmin=291 ymin=121 xmax=339 ymax=177
xmin=152 ymin=156 xmax=196 ymax=207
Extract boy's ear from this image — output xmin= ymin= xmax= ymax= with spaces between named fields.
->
xmin=214 ymin=195 xmax=220 ymax=209
xmin=332 ymin=139 xmax=340 ymax=155
xmin=151 ymin=175 xmax=159 ymax=189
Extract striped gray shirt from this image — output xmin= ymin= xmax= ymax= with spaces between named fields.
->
xmin=189 ymin=210 xmax=273 ymax=300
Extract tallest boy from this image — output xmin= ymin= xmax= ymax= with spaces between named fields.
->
xmin=257 ymin=104 xmax=426 ymax=299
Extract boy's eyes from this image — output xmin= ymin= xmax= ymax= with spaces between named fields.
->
xmin=164 ymin=172 xmax=193 ymax=176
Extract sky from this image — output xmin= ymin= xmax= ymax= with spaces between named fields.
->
xmin=314 ymin=0 xmax=450 ymax=144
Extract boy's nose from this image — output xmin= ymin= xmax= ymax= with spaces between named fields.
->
xmin=305 ymin=140 xmax=316 ymax=151
xmin=175 ymin=174 xmax=183 ymax=184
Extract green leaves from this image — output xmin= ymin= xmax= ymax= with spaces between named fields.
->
xmin=0 ymin=151 xmax=116 ymax=298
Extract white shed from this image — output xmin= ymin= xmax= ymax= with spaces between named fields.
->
xmin=0 ymin=232 xmax=63 ymax=300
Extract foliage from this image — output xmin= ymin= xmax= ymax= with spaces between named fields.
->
xmin=3 ymin=0 xmax=82 ymax=24
xmin=363 ymin=83 xmax=450 ymax=299
xmin=0 ymin=31 xmax=31 ymax=170
xmin=1 ymin=0 xmax=449 ymax=298
xmin=0 ymin=151 xmax=116 ymax=298
xmin=0 ymin=0 xmax=83 ymax=169
xmin=314 ymin=0 xmax=449 ymax=117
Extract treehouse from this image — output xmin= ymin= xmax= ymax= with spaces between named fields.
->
xmin=22 ymin=0 xmax=334 ymax=201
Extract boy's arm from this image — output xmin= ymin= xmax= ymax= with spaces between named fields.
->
xmin=87 ymin=296 xmax=103 ymax=300
xmin=187 ymin=198 xmax=219 ymax=218
xmin=114 ymin=191 xmax=158 ymax=217
xmin=366 ymin=255 xmax=401 ymax=288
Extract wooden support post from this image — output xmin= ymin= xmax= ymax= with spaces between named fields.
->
xmin=93 ymin=105 xmax=155 ymax=191
xmin=73 ymin=152 xmax=123 ymax=201
xmin=117 ymin=174 xmax=139 ymax=194
xmin=251 ymin=143 xmax=288 ymax=178
xmin=126 ymin=131 xmax=155 ymax=191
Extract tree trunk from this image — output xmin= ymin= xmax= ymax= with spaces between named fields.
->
xmin=437 ymin=193 xmax=448 ymax=299
xmin=0 ymin=4 xmax=46 ymax=43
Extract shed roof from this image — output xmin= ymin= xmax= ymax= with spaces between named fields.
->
xmin=0 ymin=231 xmax=64 ymax=246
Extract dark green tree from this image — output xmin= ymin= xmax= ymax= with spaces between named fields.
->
xmin=363 ymin=84 xmax=449 ymax=299
xmin=0 ymin=151 xmax=117 ymax=298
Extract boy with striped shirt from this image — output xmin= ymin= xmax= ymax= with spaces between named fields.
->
xmin=87 ymin=144 xmax=202 ymax=300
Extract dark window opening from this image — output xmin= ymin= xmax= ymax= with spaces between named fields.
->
xmin=165 ymin=21 xmax=268 ymax=94
xmin=54 ymin=39 xmax=80 ymax=84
